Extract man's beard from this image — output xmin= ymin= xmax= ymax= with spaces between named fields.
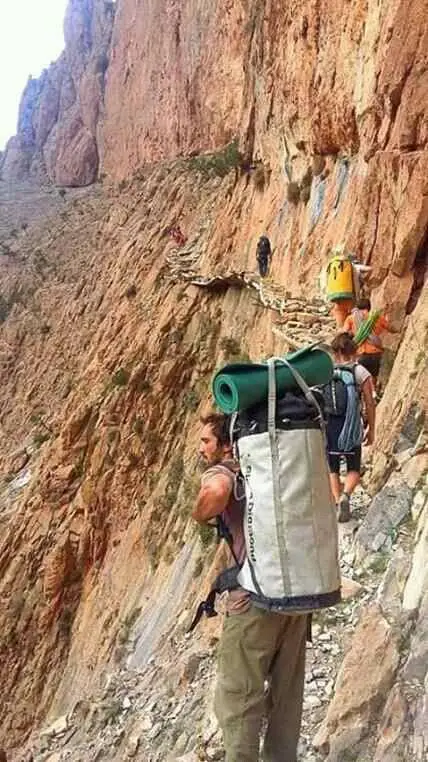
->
xmin=197 ymin=451 xmax=224 ymax=471
xmin=197 ymin=456 xmax=208 ymax=472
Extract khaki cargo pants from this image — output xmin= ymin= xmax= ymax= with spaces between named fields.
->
xmin=214 ymin=605 xmax=308 ymax=762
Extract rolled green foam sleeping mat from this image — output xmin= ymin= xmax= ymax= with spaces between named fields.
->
xmin=354 ymin=309 xmax=382 ymax=346
xmin=212 ymin=345 xmax=333 ymax=414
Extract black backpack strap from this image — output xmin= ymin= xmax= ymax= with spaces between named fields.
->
xmin=187 ymin=566 xmax=241 ymax=633
xmin=216 ymin=515 xmax=241 ymax=566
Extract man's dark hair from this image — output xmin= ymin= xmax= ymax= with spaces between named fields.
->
xmin=357 ymin=297 xmax=371 ymax=311
xmin=200 ymin=412 xmax=231 ymax=446
xmin=330 ymin=332 xmax=357 ymax=357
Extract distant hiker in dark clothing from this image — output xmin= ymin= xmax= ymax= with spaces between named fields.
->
xmin=256 ymin=235 xmax=272 ymax=278
xmin=343 ymin=297 xmax=390 ymax=386
xmin=324 ymin=333 xmax=376 ymax=522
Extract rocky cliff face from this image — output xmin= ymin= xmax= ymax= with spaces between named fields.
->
xmin=103 ymin=0 xmax=428 ymax=169
xmin=0 ymin=1 xmax=427 ymax=760
xmin=5 ymin=1 xmax=426 ymax=324
xmin=0 ymin=0 xmax=114 ymax=186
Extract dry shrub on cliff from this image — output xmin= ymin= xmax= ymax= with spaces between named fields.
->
xmin=312 ymin=155 xmax=326 ymax=176
xmin=253 ymin=163 xmax=267 ymax=191
xmin=103 ymin=698 xmax=122 ymax=724
xmin=220 ymin=336 xmax=241 ymax=356
xmin=220 ymin=336 xmax=250 ymax=363
xmin=169 ymin=454 xmax=184 ymax=486
xmin=33 ymin=431 xmax=50 ymax=448
xmin=118 ymin=606 xmax=141 ymax=643
xmin=133 ymin=417 xmax=144 ymax=437
xmin=58 ymin=606 xmax=74 ymax=638
xmin=30 ymin=410 xmax=51 ymax=431
xmin=111 ymin=367 xmax=130 ymax=387
xmin=0 ymin=242 xmax=14 ymax=258
xmin=368 ymin=553 xmax=390 ymax=575
xmin=193 ymin=556 xmax=204 ymax=578
xmin=164 ymin=545 xmax=175 ymax=565
xmin=159 ymin=455 xmax=185 ymax=511
xmin=180 ymin=473 xmax=199 ymax=515
xmin=198 ymin=523 xmax=215 ymax=547
xmin=189 ymin=140 xmax=242 ymax=178
xmin=145 ymin=430 xmax=161 ymax=458
xmin=0 ymin=295 xmax=9 ymax=322
xmin=300 ymin=185 xmax=311 ymax=204
xmin=9 ymin=592 xmax=25 ymax=620
xmin=183 ymin=389 xmax=200 ymax=411
xmin=0 ymin=285 xmax=24 ymax=322
xmin=287 ymin=181 xmax=301 ymax=204
xmin=301 ymin=166 xmax=313 ymax=188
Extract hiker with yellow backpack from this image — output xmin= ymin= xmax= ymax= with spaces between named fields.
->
xmin=323 ymin=246 xmax=373 ymax=328
xmin=343 ymin=297 xmax=390 ymax=387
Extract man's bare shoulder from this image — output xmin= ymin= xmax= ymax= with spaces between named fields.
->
xmin=201 ymin=460 xmax=239 ymax=485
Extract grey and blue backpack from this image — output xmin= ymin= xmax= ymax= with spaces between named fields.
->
xmin=323 ymin=364 xmax=363 ymax=451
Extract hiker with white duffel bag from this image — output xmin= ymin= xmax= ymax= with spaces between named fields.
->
xmin=191 ymin=346 xmax=341 ymax=762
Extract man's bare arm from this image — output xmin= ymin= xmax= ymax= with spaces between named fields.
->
xmin=192 ymin=474 xmax=232 ymax=523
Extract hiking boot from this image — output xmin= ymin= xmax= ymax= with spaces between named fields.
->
xmin=338 ymin=493 xmax=351 ymax=523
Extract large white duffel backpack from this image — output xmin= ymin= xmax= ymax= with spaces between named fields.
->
xmin=188 ymin=358 xmax=341 ymax=632
xmin=233 ymin=358 xmax=341 ymax=612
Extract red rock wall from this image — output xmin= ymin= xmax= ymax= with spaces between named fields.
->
xmin=102 ymin=0 xmax=428 ymax=169
xmin=0 ymin=0 xmax=427 ymax=752
xmin=103 ymin=0 xmax=248 ymax=172
xmin=0 ymin=0 xmax=114 ymax=186
xmin=6 ymin=0 xmax=424 ymax=318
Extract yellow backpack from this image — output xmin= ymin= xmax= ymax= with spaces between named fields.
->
xmin=326 ymin=255 xmax=355 ymax=301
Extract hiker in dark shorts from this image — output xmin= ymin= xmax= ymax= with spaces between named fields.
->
xmin=325 ymin=333 xmax=376 ymax=522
